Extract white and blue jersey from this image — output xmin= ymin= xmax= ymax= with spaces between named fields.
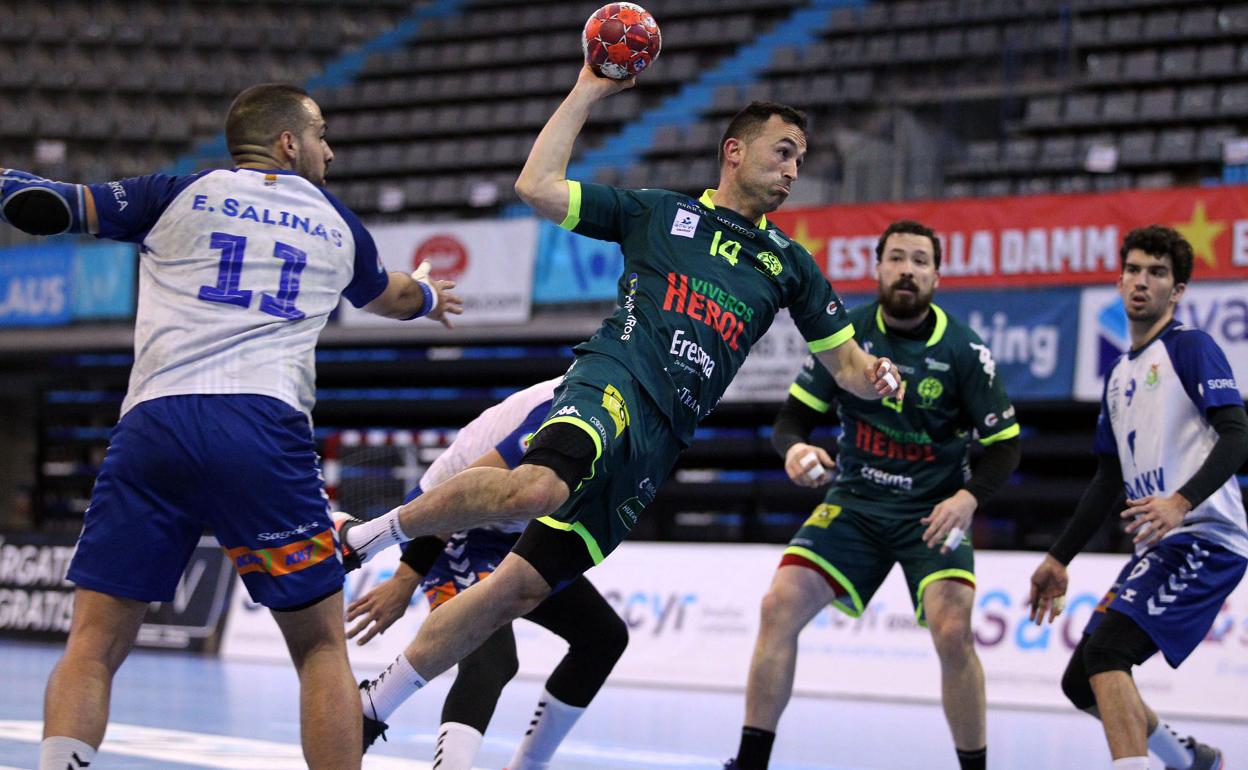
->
xmin=85 ymin=168 xmax=388 ymax=417
xmin=1097 ymin=320 xmax=1248 ymax=559
xmin=1087 ymin=320 xmax=1248 ymax=666
xmin=55 ymin=167 xmax=390 ymax=610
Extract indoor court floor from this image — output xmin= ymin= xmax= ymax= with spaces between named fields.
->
xmin=1 ymin=640 xmax=1244 ymax=769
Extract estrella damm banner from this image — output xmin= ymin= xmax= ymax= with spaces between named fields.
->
xmin=768 ymin=185 xmax=1248 ymax=292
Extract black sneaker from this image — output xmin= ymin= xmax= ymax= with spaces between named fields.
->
xmin=1168 ymin=737 xmax=1223 ymax=770
xmin=721 ymin=760 xmax=741 ymax=770
xmin=331 ymin=512 xmax=366 ymax=572
xmin=358 ymin=679 xmax=389 ymax=753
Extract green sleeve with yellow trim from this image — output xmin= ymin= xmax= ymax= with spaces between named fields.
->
xmin=782 ymin=241 xmax=854 ymax=353
xmin=559 ymin=180 xmax=668 ymax=243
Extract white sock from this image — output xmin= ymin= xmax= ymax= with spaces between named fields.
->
xmin=1111 ymin=758 xmax=1150 ymax=770
xmin=39 ymin=736 xmax=96 ymax=770
xmin=1148 ymin=723 xmax=1195 ymax=769
xmin=506 ymin=690 xmax=587 ymax=770
xmin=347 ymin=506 xmax=409 ymax=558
xmin=361 ymin=653 xmax=427 ymax=723
xmin=432 ymin=722 xmax=483 ymax=770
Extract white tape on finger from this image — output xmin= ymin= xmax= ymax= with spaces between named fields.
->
xmin=801 ymin=452 xmax=826 ymax=482
xmin=1052 ymin=596 xmax=1067 ymax=613
xmin=882 ymin=371 xmax=898 ymax=391
xmin=943 ymin=526 xmax=964 ymax=550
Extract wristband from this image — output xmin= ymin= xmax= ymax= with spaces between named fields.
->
xmin=403 ymin=279 xmax=436 ymax=321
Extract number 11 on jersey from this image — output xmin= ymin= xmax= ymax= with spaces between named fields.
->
xmin=198 ymin=231 xmax=308 ymax=320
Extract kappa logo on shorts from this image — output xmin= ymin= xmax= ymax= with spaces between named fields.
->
xmin=555 ymin=405 xmax=581 ymax=418
xmin=602 ymin=384 xmax=629 ymax=437
xmin=804 ymin=503 xmax=842 ymax=529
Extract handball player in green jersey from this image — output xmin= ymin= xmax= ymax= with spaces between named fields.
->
xmin=727 ymin=221 xmax=1021 ymax=770
xmin=334 ymin=65 xmax=902 ymax=706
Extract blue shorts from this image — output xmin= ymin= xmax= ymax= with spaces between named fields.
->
xmin=1084 ymin=534 xmax=1247 ymax=667
xmin=67 ymin=395 xmax=343 ymax=610
xmin=420 ymin=529 xmax=520 ymax=611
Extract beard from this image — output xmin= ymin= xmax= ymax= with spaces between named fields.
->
xmin=879 ymin=279 xmax=933 ymax=320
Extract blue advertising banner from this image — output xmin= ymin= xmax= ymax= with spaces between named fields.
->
xmin=531 ymin=221 xmax=623 ymax=304
xmin=0 ymin=242 xmax=73 ymax=327
xmin=916 ymin=288 xmax=1080 ymax=401
xmin=1075 ymin=281 xmax=1248 ymax=401
xmin=71 ymin=242 xmax=136 ymax=319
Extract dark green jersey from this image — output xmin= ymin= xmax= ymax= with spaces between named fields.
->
xmin=790 ymin=301 xmax=1019 ymax=517
xmin=564 ymin=182 xmax=853 ymax=445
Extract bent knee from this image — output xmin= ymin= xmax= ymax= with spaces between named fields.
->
xmin=504 ymin=465 xmax=569 ymax=518
xmin=593 ymin=611 xmax=630 ymax=662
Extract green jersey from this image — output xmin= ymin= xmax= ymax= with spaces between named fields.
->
xmin=790 ymin=301 xmax=1019 ymax=517
xmin=563 ymin=181 xmax=853 ymax=445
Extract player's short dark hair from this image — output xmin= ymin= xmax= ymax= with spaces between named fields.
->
xmin=719 ymin=101 xmax=807 ymax=165
xmin=875 ymin=220 xmax=942 ymax=269
xmin=1120 ymin=225 xmax=1193 ymax=284
xmin=225 ymin=83 xmax=314 ymax=157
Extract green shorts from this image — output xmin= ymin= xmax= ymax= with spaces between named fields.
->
xmin=531 ymin=354 xmax=683 ymax=565
xmin=782 ymin=503 xmax=975 ymax=626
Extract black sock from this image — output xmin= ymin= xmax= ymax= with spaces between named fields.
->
xmin=956 ymin=746 xmax=986 ymax=770
xmin=736 ymin=726 xmax=776 ymax=770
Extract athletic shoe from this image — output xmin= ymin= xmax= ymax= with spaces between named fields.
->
xmin=721 ymin=760 xmax=740 ymax=770
xmin=1168 ymin=737 xmax=1223 ymax=770
xmin=358 ymin=679 xmax=389 ymax=753
xmin=331 ymin=511 xmax=367 ymax=572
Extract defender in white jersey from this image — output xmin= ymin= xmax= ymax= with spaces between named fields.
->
xmin=1029 ymin=226 xmax=1248 ymax=770
xmin=0 ymin=84 xmax=462 ymax=770
xmin=341 ymin=378 xmax=628 ymax=770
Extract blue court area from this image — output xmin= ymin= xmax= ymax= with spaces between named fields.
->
xmin=2 ymin=639 xmax=1245 ymax=769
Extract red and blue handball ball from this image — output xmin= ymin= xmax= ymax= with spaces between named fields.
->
xmin=582 ymin=3 xmax=662 ymax=80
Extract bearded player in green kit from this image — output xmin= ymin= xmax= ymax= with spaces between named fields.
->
xmin=727 ymin=221 xmax=1022 ymax=770
xmin=332 ymin=64 xmax=903 ymax=727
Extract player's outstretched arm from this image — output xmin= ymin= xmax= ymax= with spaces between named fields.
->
xmin=362 ymin=260 xmax=463 ymax=328
xmin=815 ymin=339 xmax=901 ymax=401
xmin=0 ymin=168 xmax=99 ymax=236
xmin=514 ymin=65 xmax=633 ymax=224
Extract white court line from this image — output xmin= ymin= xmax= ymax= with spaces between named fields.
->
xmin=0 ymin=720 xmax=722 ymax=769
xmin=0 ymin=721 xmax=436 ymax=769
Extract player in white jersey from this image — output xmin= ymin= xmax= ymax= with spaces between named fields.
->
xmin=1029 ymin=226 xmax=1248 ymax=770
xmin=0 ymin=83 xmax=462 ymax=770
xmin=341 ymin=378 xmax=628 ymax=770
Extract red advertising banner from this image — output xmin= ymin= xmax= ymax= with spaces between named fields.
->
xmin=769 ymin=186 xmax=1248 ymax=292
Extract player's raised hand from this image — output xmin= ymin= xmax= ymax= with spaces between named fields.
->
xmin=866 ymin=356 xmax=904 ymax=398
xmin=1121 ymin=493 xmax=1192 ymax=547
xmin=921 ymin=489 xmax=977 ymax=554
xmin=346 ymin=566 xmax=422 ymax=646
xmin=576 ymin=63 xmax=635 ymax=97
xmin=784 ymin=442 xmax=834 ymax=488
xmin=1028 ymin=554 xmax=1069 ymax=626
